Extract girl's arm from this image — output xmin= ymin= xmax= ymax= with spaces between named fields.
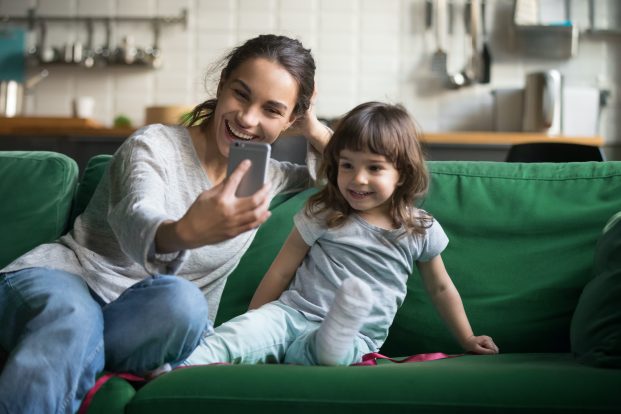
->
xmin=416 ymin=255 xmax=499 ymax=354
xmin=249 ymin=227 xmax=311 ymax=310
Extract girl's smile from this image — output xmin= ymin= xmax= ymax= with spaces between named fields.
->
xmin=347 ymin=189 xmax=374 ymax=200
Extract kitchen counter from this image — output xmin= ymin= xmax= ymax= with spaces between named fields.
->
xmin=0 ymin=117 xmax=604 ymax=146
xmin=0 ymin=117 xmax=606 ymax=168
xmin=420 ymin=132 xmax=603 ymax=147
xmin=0 ymin=117 xmax=134 ymax=138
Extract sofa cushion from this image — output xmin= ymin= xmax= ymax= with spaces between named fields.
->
xmin=0 ymin=151 xmax=78 ymax=269
xmin=71 ymin=154 xmax=112 ymax=223
xmin=570 ymin=211 xmax=621 ymax=368
xmin=381 ymin=161 xmax=621 ymax=355
xmin=126 ymin=353 xmax=621 ymax=414
xmin=84 ymin=377 xmax=136 ymax=414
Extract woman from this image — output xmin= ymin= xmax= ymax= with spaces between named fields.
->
xmin=0 ymin=34 xmax=330 ymax=414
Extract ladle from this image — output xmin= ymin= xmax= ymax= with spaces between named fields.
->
xmin=446 ymin=0 xmax=481 ymax=89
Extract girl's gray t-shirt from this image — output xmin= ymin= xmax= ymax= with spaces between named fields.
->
xmin=279 ymin=210 xmax=449 ymax=351
xmin=2 ymin=124 xmax=311 ymax=321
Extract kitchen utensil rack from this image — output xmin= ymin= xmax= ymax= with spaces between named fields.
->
xmin=1 ymin=8 xmax=187 ymax=69
xmin=3 ymin=8 xmax=187 ymax=28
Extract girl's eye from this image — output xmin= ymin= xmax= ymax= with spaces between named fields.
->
xmin=339 ymin=161 xmax=353 ymax=169
xmin=369 ymin=165 xmax=383 ymax=172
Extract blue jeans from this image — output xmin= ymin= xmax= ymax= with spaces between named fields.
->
xmin=0 ymin=267 xmax=210 ymax=414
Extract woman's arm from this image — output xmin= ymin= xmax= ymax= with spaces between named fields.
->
xmin=287 ymin=84 xmax=332 ymax=154
xmin=249 ymin=227 xmax=310 ymax=309
xmin=416 ymin=255 xmax=499 ymax=354
xmin=155 ymin=160 xmax=271 ymax=253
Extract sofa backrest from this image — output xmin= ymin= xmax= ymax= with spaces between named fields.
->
xmin=70 ymin=154 xmax=113 ymax=223
xmin=0 ymin=151 xmax=78 ymax=269
xmin=381 ymin=161 xmax=621 ymax=355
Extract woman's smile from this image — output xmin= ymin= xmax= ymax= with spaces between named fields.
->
xmin=224 ymin=119 xmax=258 ymax=141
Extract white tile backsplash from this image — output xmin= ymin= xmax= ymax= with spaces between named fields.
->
xmin=238 ymin=0 xmax=276 ymax=12
xmin=318 ymin=11 xmax=357 ymax=33
xmin=0 ymin=0 xmax=36 ymax=15
xmin=36 ymin=0 xmax=76 ymax=17
xmin=278 ymin=11 xmax=316 ymax=33
xmin=360 ymin=12 xmax=401 ymax=34
xmin=3 ymin=0 xmax=618 ymax=144
xmin=280 ymin=0 xmax=317 ymax=13
xmin=77 ymin=0 xmax=115 ymax=17
xmin=237 ymin=10 xmax=276 ymax=32
xmin=196 ymin=10 xmax=236 ymax=31
xmin=361 ymin=0 xmax=401 ymax=13
xmin=115 ymin=0 xmax=156 ymax=17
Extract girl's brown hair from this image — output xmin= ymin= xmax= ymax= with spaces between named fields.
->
xmin=306 ymin=101 xmax=432 ymax=235
xmin=184 ymin=34 xmax=315 ymax=130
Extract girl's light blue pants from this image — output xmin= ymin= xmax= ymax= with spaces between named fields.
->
xmin=184 ymin=301 xmax=371 ymax=366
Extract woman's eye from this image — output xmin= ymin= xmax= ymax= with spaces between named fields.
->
xmin=234 ymin=89 xmax=248 ymax=100
xmin=266 ymin=107 xmax=283 ymax=116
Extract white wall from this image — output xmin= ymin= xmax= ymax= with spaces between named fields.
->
xmin=1 ymin=0 xmax=619 ymax=150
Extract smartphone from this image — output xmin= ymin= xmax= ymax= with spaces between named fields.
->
xmin=227 ymin=141 xmax=271 ymax=197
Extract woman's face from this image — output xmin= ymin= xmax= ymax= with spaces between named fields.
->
xmin=211 ymin=57 xmax=299 ymax=158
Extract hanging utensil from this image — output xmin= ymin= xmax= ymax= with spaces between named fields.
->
xmin=430 ymin=0 xmax=448 ymax=76
xmin=480 ymin=0 xmax=492 ymax=83
xmin=447 ymin=1 xmax=473 ymax=88
xmin=467 ymin=0 xmax=482 ymax=82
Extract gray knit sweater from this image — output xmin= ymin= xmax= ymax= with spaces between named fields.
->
xmin=2 ymin=124 xmax=312 ymax=321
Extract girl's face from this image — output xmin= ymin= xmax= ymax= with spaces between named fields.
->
xmin=211 ymin=57 xmax=299 ymax=158
xmin=337 ymin=148 xmax=401 ymax=220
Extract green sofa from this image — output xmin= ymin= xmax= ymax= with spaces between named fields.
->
xmin=1 ymin=150 xmax=620 ymax=414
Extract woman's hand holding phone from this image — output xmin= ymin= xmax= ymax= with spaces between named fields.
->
xmin=155 ymin=160 xmax=272 ymax=253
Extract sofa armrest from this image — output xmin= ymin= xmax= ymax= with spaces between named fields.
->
xmin=0 ymin=151 xmax=78 ymax=268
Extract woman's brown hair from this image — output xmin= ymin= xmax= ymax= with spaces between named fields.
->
xmin=184 ymin=34 xmax=315 ymax=130
xmin=306 ymin=101 xmax=432 ymax=235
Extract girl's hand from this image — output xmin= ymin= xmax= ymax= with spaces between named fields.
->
xmin=156 ymin=160 xmax=271 ymax=252
xmin=462 ymin=335 xmax=500 ymax=355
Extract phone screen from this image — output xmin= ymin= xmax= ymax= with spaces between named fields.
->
xmin=226 ymin=141 xmax=271 ymax=197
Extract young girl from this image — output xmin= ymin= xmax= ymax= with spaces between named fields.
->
xmin=184 ymin=101 xmax=498 ymax=367
xmin=0 ymin=34 xmax=330 ymax=413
